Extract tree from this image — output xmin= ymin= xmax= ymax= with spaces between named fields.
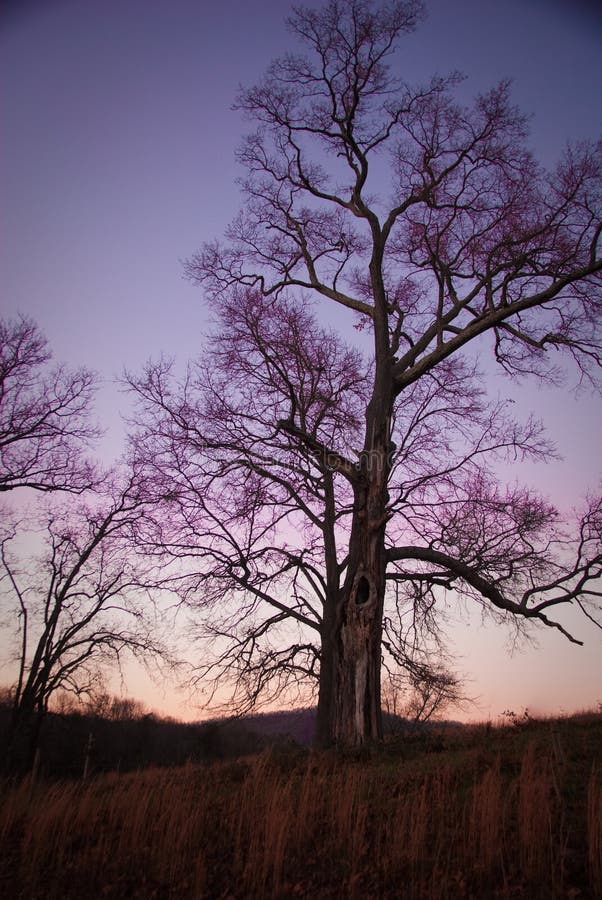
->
xmin=382 ymin=663 xmax=463 ymax=729
xmin=0 ymin=315 xmax=98 ymax=494
xmin=129 ymin=0 xmax=602 ymax=748
xmin=0 ymin=473 xmax=170 ymax=771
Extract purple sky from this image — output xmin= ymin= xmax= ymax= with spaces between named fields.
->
xmin=2 ymin=0 xmax=602 ymax=722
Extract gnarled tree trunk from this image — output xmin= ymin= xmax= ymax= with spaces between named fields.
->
xmin=317 ymin=392 xmax=392 ymax=747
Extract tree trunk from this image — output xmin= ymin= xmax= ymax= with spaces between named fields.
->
xmin=6 ymin=702 xmax=44 ymax=776
xmin=315 ymin=251 xmax=393 ymax=749
xmin=316 ymin=527 xmax=387 ymax=748
xmin=316 ymin=416 xmax=391 ymax=748
xmin=333 ymin=569 xmax=385 ymax=747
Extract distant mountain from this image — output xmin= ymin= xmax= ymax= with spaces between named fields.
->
xmin=237 ymin=707 xmax=451 ymax=746
xmin=242 ymin=708 xmax=316 ymax=746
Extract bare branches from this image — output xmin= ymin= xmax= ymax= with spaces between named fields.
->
xmin=0 ymin=474 xmax=173 ymax=735
xmin=191 ymin=0 xmax=602 ymax=390
xmin=387 ymin=493 xmax=602 ymax=645
xmin=125 ymin=289 xmax=373 ymax=711
xmin=187 ymin=2 xmax=426 ymax=316
xmin=390 ymin=131 xmax=602 ymax=389
xmin=134 ymin=1 xmax=602 ymax=738
xmin=0 ymin=316 xmax=99 ymax=494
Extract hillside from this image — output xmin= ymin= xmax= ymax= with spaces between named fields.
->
xmin=1 ymin=710 xmax=601 ymax=898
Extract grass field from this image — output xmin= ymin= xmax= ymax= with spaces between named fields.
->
xmin=1 ymin=711 xmax=601 ymax=898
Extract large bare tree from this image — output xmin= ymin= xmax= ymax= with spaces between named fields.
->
xmin=130 ymin=0 xmax=602 ymax=747
xmin=0 ymin=316 xmax=98 ymax=494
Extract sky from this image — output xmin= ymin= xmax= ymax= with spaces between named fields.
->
xmin=1 ymin=0 xmax=602 ymax=723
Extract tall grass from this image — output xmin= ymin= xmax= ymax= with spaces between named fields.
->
xmin=590 ymin=764 xmax=602 ymax=897
xmin=1 ymin=716 xmax=601 ymax=898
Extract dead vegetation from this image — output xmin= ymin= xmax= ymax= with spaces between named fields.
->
xmin=0 ymin=711 xmax=601 ymax=898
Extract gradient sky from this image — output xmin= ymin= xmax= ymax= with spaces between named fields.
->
xmin=2 ymin=0 xmax=602 ymax=722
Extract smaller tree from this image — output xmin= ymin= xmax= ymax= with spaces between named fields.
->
xmin=0 ymin=315 xmax=98 ymax=494
xmin=82 ymin=692 xmax=147 ymax=722
xmin=0 ymin=473 xmax=171 ymax=772
xmin=382 ymin=663 xmax=463 ymax=730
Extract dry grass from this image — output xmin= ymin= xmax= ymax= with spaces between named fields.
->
xmin=590 ymin=764 xmax=602 ymax=897
xmin=1 ymin=713 xmax=601 ymax=898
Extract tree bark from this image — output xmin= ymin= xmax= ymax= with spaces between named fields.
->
xmin=317 ymin=397 xmax=392 ymax=747
xmin=315 ymin=244 xmax=395 ymax=747
xmin=332 ymin=566 xmax=385 ymax=747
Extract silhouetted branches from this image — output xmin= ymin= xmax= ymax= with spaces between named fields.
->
xmin=0 ymin=473 xmax=174 ymax=770
xmin=0 ymin=316 xmax=99 ymax=494
xmin=132 ymin=0 xmax=601 ymax=747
